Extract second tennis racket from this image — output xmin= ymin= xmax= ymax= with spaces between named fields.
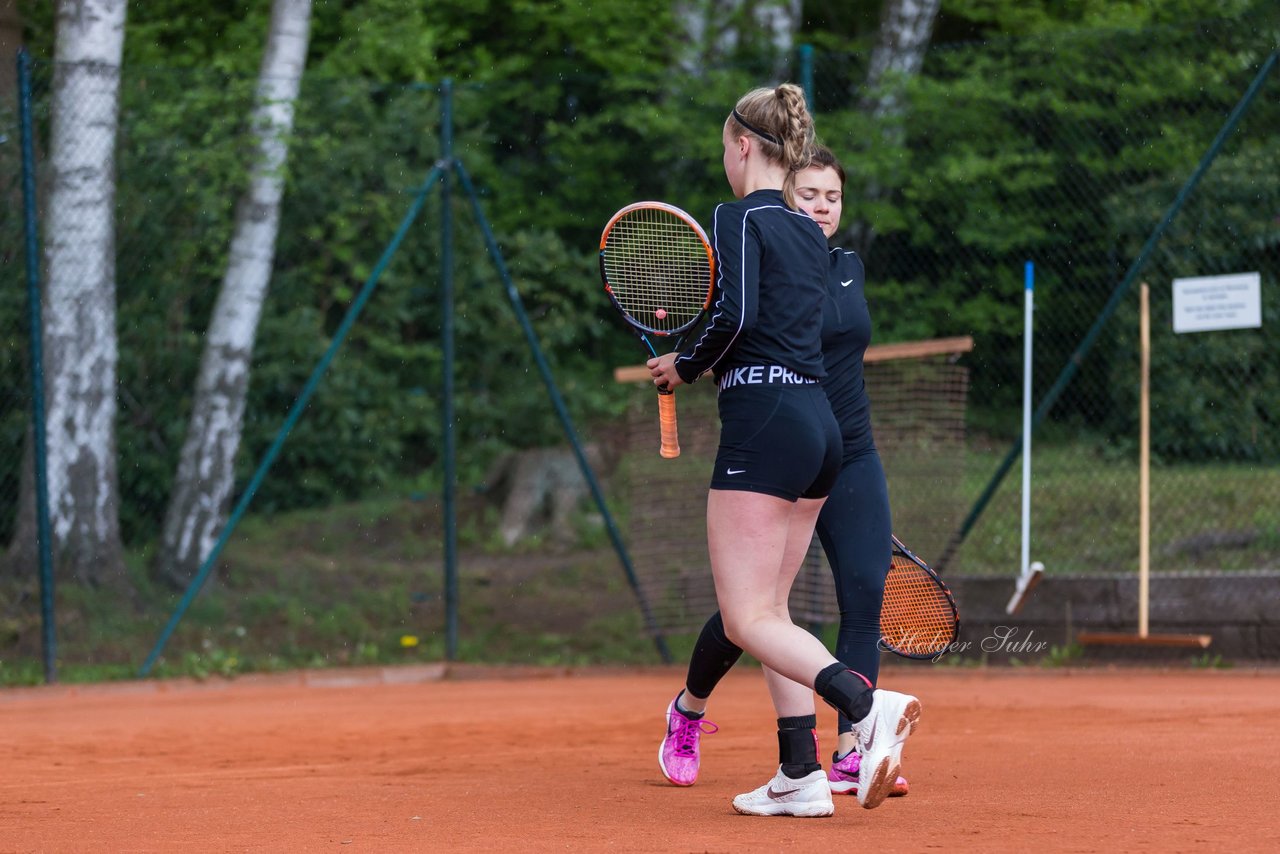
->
xmin=880 ymin=534 xmax=961 ymax=659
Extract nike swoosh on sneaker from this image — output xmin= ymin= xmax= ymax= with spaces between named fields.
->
xmin=862 ymin=718 xmax=878 ymax=751
xmin=766 ymin=785 xmax=804 ymax=801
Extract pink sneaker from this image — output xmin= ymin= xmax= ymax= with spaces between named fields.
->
xmin=827 ymin=750 xmax=909 ymax=797
xmin=658 ymin=695 xmax=718 ymax=786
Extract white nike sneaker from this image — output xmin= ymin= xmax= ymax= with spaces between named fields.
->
xmin=853 ymin=689 xmax=921 ymax=809
xmin=731 ymin=767 xmax=834 ymax=818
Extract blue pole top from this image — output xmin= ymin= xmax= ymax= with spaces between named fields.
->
xmin=1025 ymin=260 xmax=1034 ymax=292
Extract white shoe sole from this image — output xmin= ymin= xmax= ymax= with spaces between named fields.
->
xmin=732 ymin=797 xmax=835 ymax=818
xmin=733 ymin=769 xmax=835 ymax=818
xmin=858 ymin=697 xmax=921 ymax=810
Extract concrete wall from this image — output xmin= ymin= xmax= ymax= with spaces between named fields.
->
xmin=931 ymin=573 xmax=1280 ymax=664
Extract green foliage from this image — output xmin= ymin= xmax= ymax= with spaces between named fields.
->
xmin=1040 ymin=642 xmax=1085 ymax=667
xmin=1190 ymin=651 xmax=1231 ymax=670
xmin=830 ymin=11 xmax=1279 ymax=430
xmin=961 ymin=442 xmax=1280 ymax=575
xmin=1 ymin=73 xmax=35 ymax=547
xmin=114 ymin=67 xmax=257 ymax=541
xmin=1103 ymin=137 xmax=1280 ymax=462
xmin=0 ymin=493 xmax=669 ymax=683
xmin=7 ymin=1 xmax=1277 ymax=553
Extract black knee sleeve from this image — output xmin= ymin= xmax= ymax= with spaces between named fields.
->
xmin=684 ymin=611 xmax=744 ymax=700
xmin=814 ymin=663 xmax=874 ymax=723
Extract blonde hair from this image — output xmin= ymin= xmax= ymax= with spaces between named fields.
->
xmin=727 ymin=83 xmax=815 ymax=207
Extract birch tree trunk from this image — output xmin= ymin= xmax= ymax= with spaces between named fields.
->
xmin=154 ymin=0 xmax=312 ymax=588
xmin=676 ymin=0 xmax=800 ymax=78
xmin=38 ymin=0 xmax=128 ymax=586
xmin=843 ymin=0 xmax=941 ymax=254
xmin=753 ymin=0 xmax=802 ymax=80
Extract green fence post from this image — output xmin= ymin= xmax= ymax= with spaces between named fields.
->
xmin=451 ymin=161 xmax=673 ymax=664
xmin=798 ymin=43 xmax=814 ymax=111
xmin=439 ymin=78 xmax=459 ymax=661
xmin=17 ymin=48 xmax=57 ymax=684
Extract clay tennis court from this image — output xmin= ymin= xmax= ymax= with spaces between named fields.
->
xmin=4 ymin=664 xmax=1278 ymax=851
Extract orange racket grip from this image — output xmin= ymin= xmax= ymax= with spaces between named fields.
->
xmin=657 ymin=388 xmax=680 ymax=459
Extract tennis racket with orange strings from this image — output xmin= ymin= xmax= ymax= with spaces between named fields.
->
xmin=880 ymin=534 xmax=960 ymax=659
xmin=599 ymin=201 xmax=715 ymax=458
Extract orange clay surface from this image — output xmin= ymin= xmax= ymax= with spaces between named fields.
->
xmin=4 ymin=664 xmax=1280 ymax=852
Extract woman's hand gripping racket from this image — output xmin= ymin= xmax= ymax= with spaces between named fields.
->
xmin=880 ymin=534 xmax=961 ymax=659
xmin=600 ymin=202 xmax=714 ymax=458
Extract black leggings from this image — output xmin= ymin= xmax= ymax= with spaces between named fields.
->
xmin=684 ymin=447 xmax=892 ymax=733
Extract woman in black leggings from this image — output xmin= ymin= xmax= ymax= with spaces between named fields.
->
xmin=656 ymin=144 xmax=912 ymax=812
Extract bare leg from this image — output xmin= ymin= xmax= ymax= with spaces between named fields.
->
xmin=708 ymin=490 xmax=841 ymax=691
xmin=760 ymin=497 xmax=827 ymax=717
xmin=679 ymin=690 xmax=708 ymax=715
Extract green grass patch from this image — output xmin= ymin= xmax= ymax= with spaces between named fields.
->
xmin=0 ymin=493 xmax=681 ymax=687
xmin=4 ymin=437 xmax=1274 ymax=687
xmin=957 ymin=441 xmax=1279 ymax=575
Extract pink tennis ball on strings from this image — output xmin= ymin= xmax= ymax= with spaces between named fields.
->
xmin=655 ymin=308 xmax=668 ymax=320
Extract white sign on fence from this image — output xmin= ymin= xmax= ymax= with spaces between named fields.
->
xmin=1171 ymin=272 xmax=1262 ymax=333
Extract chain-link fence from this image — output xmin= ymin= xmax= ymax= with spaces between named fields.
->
xmin=806 ymin=18 xmax=1279 ymax=578
xmin=1 ymin=81 xmax=28 ymax=566
xmin=2 ymin=13 xmax=1278 ymax=678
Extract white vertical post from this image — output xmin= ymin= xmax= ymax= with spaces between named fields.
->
xmin=1020 ymin=260 xmax=1034 ymax=577
xmin=1008 ymin=260 xmax=1044 ymax=615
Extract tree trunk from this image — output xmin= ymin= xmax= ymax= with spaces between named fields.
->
xmin=38 ymin=0 xmax=128 ymax=586
xmin=676 ymin=0 xmax=800 ymax=78
xmin=753 ymin=0 xmax=802 ymax=80
xmin=858 ymin=0 xmax=940 ymax=119
xmin=843 ymin=0 xmax=941 ymax=254
xmin=153 ymin=0 xmax=312 ymax=588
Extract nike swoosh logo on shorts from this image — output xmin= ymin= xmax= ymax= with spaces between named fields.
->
xmin=726 ymin=468 xmax=746 ymax=475
xmin=841 ymin=279 xmax=854 ymax=287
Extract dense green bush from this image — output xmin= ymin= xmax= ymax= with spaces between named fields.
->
xmin=5 ymin=1 xmax=1276 ymax=551
xmin=1104 ymin=138 xmax=1280 ymax=462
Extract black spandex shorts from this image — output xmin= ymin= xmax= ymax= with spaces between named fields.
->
xmin=710 ymin=371 xmax=841 ymax=501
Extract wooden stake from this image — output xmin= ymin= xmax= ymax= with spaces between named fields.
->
xmin=1140 ymin=283 xmax=1150 ymax=638
xmin=1077 ymin=631 xmax=1211 ymax=649
xmin=1078 ymin=285 xmax=1210 ymax=651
